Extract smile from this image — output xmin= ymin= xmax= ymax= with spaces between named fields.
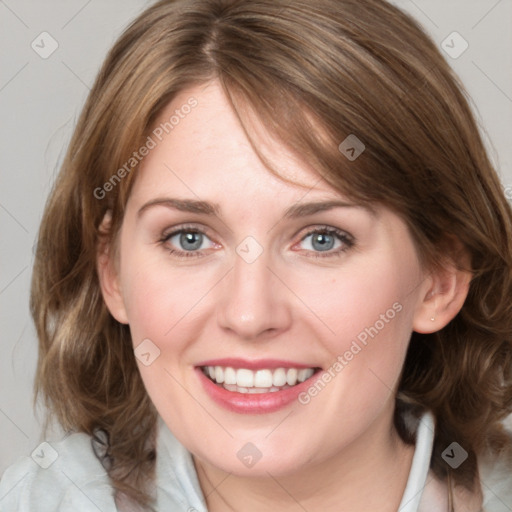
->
xmin=195 ymin=359 xmax=322 ymax=414
xmin=201 ymin=366 xmax=316 ymax=393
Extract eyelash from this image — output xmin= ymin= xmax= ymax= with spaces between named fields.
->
xmin=159 ymin=224 xmax=213 ymax=259
xmin=158 ymin=224 xmax=355 ymax=259
xmin=296 ymin=227 xmax=355 ymax=259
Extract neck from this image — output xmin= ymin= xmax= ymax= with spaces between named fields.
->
xmin=194 ymin=408 xmax=415 ymax=512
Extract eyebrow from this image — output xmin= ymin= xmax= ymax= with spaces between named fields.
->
xmin=137 ymin=197 xmax=373 ymax=219
xmin=137 ymin=198 xmax=220 ymax=218
xmin=283 ymin=200 xmax=374 ymax=218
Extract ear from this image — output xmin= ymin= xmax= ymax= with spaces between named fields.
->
xmin=96 ymin=211 xmax=129 ymax=324
xmin=413 ymin=244 xmax=472 ymax=334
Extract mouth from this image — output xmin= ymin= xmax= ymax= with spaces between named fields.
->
xmin=201 ymin=365 xmax=319 ymax=393
xmin=195 ymin=360 xmax=322 ymax=414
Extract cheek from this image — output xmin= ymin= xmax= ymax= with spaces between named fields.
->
xmin=292 ymin=251 xmax=419 ymax=379
xmin=118 ymin=244 xmax=216 ymax=345
xmin=304 ymin=263 xmax=412 ymax=336
xmin=286 ymin=259 xmax=418 ymax=444
xmin=121 ymin=272 xmax=170 ymax=345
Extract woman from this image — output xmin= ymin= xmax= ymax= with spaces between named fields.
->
xmin=1 ymin=0 xmax=511 ymax=510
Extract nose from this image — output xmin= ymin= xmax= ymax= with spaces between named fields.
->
xmin=216 ymin=250 xmax=293 ymax=341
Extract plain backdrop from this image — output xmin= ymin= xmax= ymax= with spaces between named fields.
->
xmin=1 ymin=0 xmax=511 ymax=475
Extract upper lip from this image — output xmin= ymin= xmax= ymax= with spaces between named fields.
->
xmin=196 ymin=358 xmax=320 ymax=370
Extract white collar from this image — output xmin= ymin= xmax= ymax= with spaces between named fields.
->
xmin=156 ymin=411 xmax=437 ymax=511
xmin=398 ymin=411 xmax=437 ymax=511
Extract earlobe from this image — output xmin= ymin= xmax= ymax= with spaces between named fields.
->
xmin=413 ymin=261 xmax=472 ymax=334
xmin=96 ymin=213 xmax=129 ymax=325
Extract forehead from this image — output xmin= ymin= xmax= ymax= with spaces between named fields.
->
xmin=131 ymin=81 xmax=349 ymax=206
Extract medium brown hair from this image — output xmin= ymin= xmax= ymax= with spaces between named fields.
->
xmin=32 ymin=0 xmax=512 ymax=509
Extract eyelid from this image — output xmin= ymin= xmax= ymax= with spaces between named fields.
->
xmin=158 ymin=223 xmax=355 ymax=259
xmin=292 ymin=225 xmax=355 ymax=257
xmin=295 ymin=224 xmax=354 ymax=242
xmin=160 ymin=223 xmax=214 ymax=240
xmin=159 ymin=223 xmax=220 ymax=258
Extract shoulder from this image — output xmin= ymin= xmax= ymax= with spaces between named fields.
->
xmin=0 ymin=430 xmax=117 ymax=512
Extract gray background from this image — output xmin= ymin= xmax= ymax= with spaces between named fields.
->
xmin=1 ymin=0 xmax=511 ymax=475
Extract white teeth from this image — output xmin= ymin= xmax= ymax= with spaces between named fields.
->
xmin=224 ymin=367 xmax=237 ymax=385
xmin=286 ymin=368 xmax=298 ymax=386
xmin=272 ymin=368 xmax=287 ymax=387
xmin=236 ymin=369 xmax=254 ymax=387
xmin=297 ymin=368 xmax=314 ymax=382
xmin=254 ymin=369 xmax=273 ymax=387
xmin=215 ymin=366 xmax=224 ymax=384
xmin=247 ymin=387 xmax=269 ymax=394
xmin=222 ymin=383 xmax=290 ymax=394
xmin=203 ymin=365 xmax=316 ymax=390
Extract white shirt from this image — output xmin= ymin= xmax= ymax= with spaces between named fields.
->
xmin=1 ymin=412 xmax=510 ymax=511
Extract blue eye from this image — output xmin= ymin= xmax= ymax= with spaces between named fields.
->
xmin=298 ymin=228 xmax=354 ymax=257
xmin=175 ymin=231 xmax=204 ymax=251
xmin=161 ymin=228 xmax=216 ymax=257
xmin=159 ymin=225 xmax=354 ymax=259
xmin=309 ymin=232 xmax=336 ymax=251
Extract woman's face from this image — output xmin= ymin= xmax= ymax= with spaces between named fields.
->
xmin=105 ymin=80 xmax=433 ymax=476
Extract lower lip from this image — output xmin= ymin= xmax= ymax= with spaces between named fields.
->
xmin=196 ymin=368 xmax=320 ymax=414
